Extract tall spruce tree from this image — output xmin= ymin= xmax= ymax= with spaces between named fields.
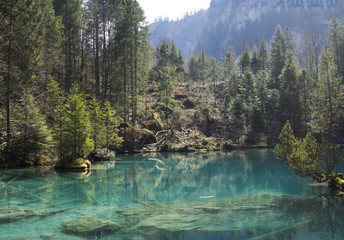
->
xmin=258 ymin=37 xmax=268 ymax=71
xmin=270 ymin=25 xmax=286 ymax=89
xmin=310 ymin=47 xmax=344 ymax=143
xmin=327 ymin=17 xmax=344 ymax=78
xmin=279 ymin=54 xmax=302 ymax=136
xmin=224 ymin=46 xmax=236 ymax=80
xmin=251 ymin=46 xmax=259 ymax=74
xmin=10 ymin=92 xmax=52 ymax=166
xmin=240 ymin=43 xmax=251 ymax=73
xmin=54 ymin=84 xmax=94 ymax=163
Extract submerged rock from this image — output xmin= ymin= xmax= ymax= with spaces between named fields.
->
xmin=62 ymin=218 xmax=120 ymax=237
xmin=0 ymin=208 xmax=34 ymax=224
xmin=194 ymin=206 xmax=222 ymax=214
xmin=138 ymin=213 xmax=201 ymax=231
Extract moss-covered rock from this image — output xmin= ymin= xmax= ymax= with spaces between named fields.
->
xmin=62 ymin=218 xmax=120 ymax=237
xmin=55 ymin=158 xmax=91 ymax=172
xmin=119 ymin=126 xmax=157 ymax=152
xmin=142 ymin=120 xmax=163 ymax=133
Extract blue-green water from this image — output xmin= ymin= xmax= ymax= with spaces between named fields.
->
xmin=1 ymin=150 xmax=344 ymax=240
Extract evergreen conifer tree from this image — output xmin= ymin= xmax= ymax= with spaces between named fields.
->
xmin=54 ymin=84 xmax=94 ymax=163
xmin=270 ymin=25 xmax=287 ymax=89
xmin=310 ymin=47 xmax=344 ymax=143
xmin=258 ymin=37 xmax=268 ymax=71
xmin=279 ymin=53 xmax=302 ymax=136
xmin=240 ymin=43 xmax=251 ymax=73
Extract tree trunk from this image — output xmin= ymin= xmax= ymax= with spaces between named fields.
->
xmin=6 ymin=16 xmax=13 ymax=147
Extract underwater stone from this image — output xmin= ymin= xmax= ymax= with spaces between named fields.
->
xmin=62 ymin=218 xmax=120 ymax=237
xmin=195 ymin=206 xmax=222 ymax=214
xmin=138 ymin=213 xmax=201 ymax=231
xmin=0 ymin=208 xmax=34 ymax=224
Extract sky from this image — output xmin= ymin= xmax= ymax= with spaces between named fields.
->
xmin=137 ymin=0 xmax=211 ymax=23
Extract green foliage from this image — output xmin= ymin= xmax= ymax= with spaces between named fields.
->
xmin=188 ymin=50 xmax=208 ymax=81
xmin=155 ymin=67 xmax=177 ymax=120
xmin=327 ymin=17 xmax=344 ymax=77
xmin=89 ymin=97 xmax=104 ymax=150
xmin=89 ymin=98 xmax=122 ymax=151
xmin=310 ymin=47 xmax=344 ymax=142
xmin=275 ymin=121 xmax=343 ymax=184
xmin=279 ymin=53 xmax=302 ymax=136
xmin=102 ymin=101 xmax=123 ymax=150
xmin=258 ymin=37 xmax=268 ymax=71
xmin=224 ymin=46 xmax=236 ymax=79
xmin=157 ymin=40 xmax=170 ymax=67
xmin=270 ymin=25 xmax=287 ymax=89
xmin=240 ymin=43 xmax=251 ymax=73
xmin=5 ymin=92 xmax=52 ymax=166
xmin=250 ymin=46 xmax=259 ymax=74
xmin=54 ymin=84 xmax=94 ymax=163
xmin=44 ymin=80 xmax=64 ymax=126
xmin=53 ymin=0 xmax=82 ymax=89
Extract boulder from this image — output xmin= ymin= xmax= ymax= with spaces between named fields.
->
xmin=55 ymin=158 xmax=91 ymax=172
xmin=141 ymin=129 xmax=157 ymax=145
xmin=62 ymin=218 xmax=120 ymax=237
xmin=142 ymin=119 xmax=163 ymax=133
xmin=183 ymin=98 xmax=196 ymax=109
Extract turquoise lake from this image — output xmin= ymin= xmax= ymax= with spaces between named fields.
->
xmin=1 ymin=150 xmax=344 ymax=239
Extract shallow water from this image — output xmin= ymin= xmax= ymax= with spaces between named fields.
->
xmin=1 ymin=150 xmax=344 ymax=240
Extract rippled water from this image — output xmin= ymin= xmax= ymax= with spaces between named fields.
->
xmin=1 ymin=150 xmax=344 ymax=239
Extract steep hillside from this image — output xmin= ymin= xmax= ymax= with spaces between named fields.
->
xmin=149 ymin=0 xmax=344 ymax=59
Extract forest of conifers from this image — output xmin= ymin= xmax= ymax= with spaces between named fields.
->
xmin=1 ymin=0 xmax=344 ymax=168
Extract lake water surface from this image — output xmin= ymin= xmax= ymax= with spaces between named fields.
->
xmin=1 ymin=150 xmax=344 ymax=239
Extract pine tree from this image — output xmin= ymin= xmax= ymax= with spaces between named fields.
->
xmin=224 ymin=46 xmax=236 ymax=80
xmin=240 ymin=43 xmax=251 ymax=73
xmin=270 ymin=25 xmax=287 ymax=89
xmin=299 ymin=69 xmax=311 ymax=128
xmin=310 ymin=47 xmax=344 ymax=143
xmin=176 ymin=49 xmax=184 ymax=69
xmin=275 ymin=121 xmax=343 ymax=185
xmin=89 ymin=97 xmax=104 ymax=150
xmin=157 ymin=40 xmax=170 ymax=67
xmin=279 ymin=54 xmax=302 ymax=136
xmin=44 ymin=80 xmax=65 ymax=127
xmin=251 ymin=46 xmax=259 ymax=74
xmin=156 ymin=66 xmax=177 ymax=131
xmin=11 ymin=92 xmax=52 ymax=165
xmin=284 ymin=27 xmax=295 ymax=53
xmin=169 ymin=41 xmax=179 ymax=66
xmin=102 ymin=101 xmax=123 ymax=150
xmin=258 ymin=37 xmax=268 ymax=71
xmin=327 ymin=17 xmax=344 ymax=77
xmin=54 ymin=84 xmax=94 ymax=163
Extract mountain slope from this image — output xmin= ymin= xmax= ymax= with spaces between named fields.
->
xmin=149 ymin=0 xmax=344 ymax=59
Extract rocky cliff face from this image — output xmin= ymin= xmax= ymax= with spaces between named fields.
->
xmin=149 ymin=0 xmax=343 ymax=59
